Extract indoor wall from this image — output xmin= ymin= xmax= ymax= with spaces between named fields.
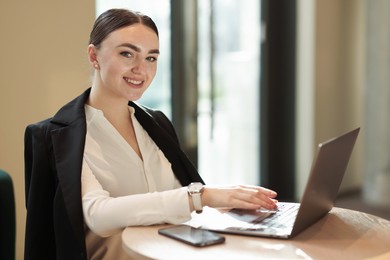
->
xmin=0 ymin=1 xmax=95 ymax=259
xmin=296 ymin=0 xmax=364 ymax=198
xmin=314 ymin=0 xmax=364 ymax=192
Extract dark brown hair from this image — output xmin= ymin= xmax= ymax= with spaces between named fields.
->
xmin=89 ymin=8 xmax=159 ymax=48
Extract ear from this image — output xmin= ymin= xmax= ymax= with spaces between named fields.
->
xmin=88 ymin=44 xmax=99 ymax=68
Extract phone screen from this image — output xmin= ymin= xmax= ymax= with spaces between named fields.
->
xmin=158 ymin=225 xmax=225 ymax=247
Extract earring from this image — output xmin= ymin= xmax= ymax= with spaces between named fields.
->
xmin=93 ymin=62 xmax=99 ymax=69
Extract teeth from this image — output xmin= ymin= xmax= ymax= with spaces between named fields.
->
xmin=125 ymin=78 xmax=142 ymax=85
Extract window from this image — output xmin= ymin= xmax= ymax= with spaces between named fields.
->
xmin=197 ymin=0 xmax=261 ymax=185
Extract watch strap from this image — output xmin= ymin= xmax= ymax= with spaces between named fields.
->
xmin=191 ymin=193 xmax=203 ymax=213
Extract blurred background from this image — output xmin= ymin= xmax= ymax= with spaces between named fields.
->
xmin=1 ymin=0 xmax=389 ymax=259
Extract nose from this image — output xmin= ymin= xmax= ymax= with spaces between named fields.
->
xmin=131 ymin=57 xmax=146 ymax=75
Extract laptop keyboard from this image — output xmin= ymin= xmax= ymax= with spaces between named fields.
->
xmin=246 ymin=203 xmax=299 ymax=231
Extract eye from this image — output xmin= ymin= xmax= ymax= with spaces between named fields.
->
xmin=146 ymin=56 xmax=158 ymax=62
xmin=120 ymin=51 xmax=133 ymax=58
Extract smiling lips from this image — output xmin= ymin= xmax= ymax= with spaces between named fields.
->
xmin=124 ymin=77 xmax=144 ymax=87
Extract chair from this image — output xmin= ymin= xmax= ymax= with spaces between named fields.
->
xmin=0 ymin=169 xmax=16 ymax=260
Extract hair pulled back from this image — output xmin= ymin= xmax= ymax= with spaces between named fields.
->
xmin=89 ymin=8 xmax=159 ymax=48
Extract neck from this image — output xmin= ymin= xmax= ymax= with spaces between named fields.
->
xmin=87 ymin=84 xmax=130 ymax=118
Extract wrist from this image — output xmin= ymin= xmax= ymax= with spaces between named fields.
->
xmin=201 ymin=187 xmax=210 ymax=208
xmin=187 ymin=182 xmax=204 ymax=213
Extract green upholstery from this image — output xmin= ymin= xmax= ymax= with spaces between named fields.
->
xmin=0 ymin=169 xmax=15 ymax=260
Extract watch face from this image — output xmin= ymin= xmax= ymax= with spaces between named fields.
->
xmin=189 ymin=182 xmax=203 ymax=193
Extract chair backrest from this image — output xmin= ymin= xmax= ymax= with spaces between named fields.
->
xmin=0 ymin=169 xmax=16 ymax=260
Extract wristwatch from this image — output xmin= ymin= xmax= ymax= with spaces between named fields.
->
xmin=187 ymin=182 xmax=204 ymax=214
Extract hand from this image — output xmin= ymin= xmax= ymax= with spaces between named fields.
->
xmin=201 ymin=185 xmax=278 ymax=210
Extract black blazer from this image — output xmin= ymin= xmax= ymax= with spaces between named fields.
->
xmin=24 ymin=88 xmax=204 ymax=260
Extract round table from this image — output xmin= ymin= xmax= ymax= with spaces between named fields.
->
xmin=122 ymin=207 xmax=390 ymax=259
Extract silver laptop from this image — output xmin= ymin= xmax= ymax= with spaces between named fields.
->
xmin=186 ymin=128 xmax=360 ymax=239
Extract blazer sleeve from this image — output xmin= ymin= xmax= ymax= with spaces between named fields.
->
xmin=24 ymin=121 xmax=57 ymax=259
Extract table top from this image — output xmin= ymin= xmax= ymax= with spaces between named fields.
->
xmin=122 ymin=207 xmax=390 ymax=260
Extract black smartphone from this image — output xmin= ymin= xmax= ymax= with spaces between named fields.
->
xmin=158 ymin=225 xmax=225 ymax=247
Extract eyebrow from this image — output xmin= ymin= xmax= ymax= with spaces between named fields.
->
xmin=117 ymin=43 xmax=160 ymax=54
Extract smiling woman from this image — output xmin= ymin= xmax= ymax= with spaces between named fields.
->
xmin=87 ymin=23 xmax=160 ymax=104
xmin=24 ymin=8 xmax=278 ymax=260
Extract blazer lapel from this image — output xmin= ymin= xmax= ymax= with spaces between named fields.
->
xmin=131 ymin=102 xmax=204 ymax=185
xmin=50 ymin=89 xmax=90 ymax=248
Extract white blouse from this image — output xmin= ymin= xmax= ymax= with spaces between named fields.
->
xmin=82 ymin=104 xmax=191 ymax=259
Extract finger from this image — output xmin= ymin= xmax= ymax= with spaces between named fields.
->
xmin=238 ymin=185 xmax=278 ymax=198
xmin=238 ymin=187 xmax=278 ymax=205
xmin=255 ymin=186 xmax=278 ymax=198
xmin=233 ymin=188 xmax=278 ymax=210
xmin=253 ymin=192 xmax=278 ymax=209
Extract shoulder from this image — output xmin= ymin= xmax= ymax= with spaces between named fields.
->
xmin=51 ymin=88 xmax=90 ymax=125
xmin=25 ymin=118 xmax=54 ymax=141
xmin=142 ymin=105 xmax=170 ymax=122
xmin=26 ymin=88 xmax=91 ymax=134
xmin=131 ymin=102 xmax=180 ymax=144
xmin=142 ymin=105 xmax=176 ymax=130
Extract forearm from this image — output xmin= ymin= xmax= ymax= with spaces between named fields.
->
xmin=82 ymin=187 xmax=192 ymax=237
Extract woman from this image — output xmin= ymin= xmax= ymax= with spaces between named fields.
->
xmin=24 ymin=8 xmax=277 ymax=260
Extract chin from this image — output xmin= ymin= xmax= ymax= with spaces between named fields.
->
xmin=123 ymin=87 xmax=147 ymax=102
xmin=126 ymin=93 xmax=144 ymax=102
